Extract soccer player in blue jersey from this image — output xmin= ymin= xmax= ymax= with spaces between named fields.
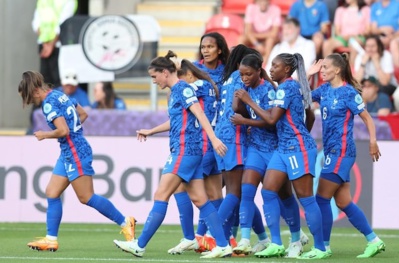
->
xmin=193 ymin=32 xmax=230 ymax=88
xmin=113 ymin=51 xmax=232 ymax=259
xmin=235 ymin=53 xmax=329 ymax=259
xmin=18 ymin=71 xmax=136 ymax=252
xmin=229 ymin=53 xmax=276 ymax=255
xmin=307 ymin=53 xmax=385 ymax=258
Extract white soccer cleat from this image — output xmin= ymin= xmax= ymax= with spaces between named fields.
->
xmin=233 ymin=239 xmax=252 ymax=255
xmin=252 ymin=237 xmax=271 ymax=253
xmin=200 ymin=245 xmax=233 ymax=258
xmin=285 ymin=241 xmax=303 ymax=258
xmin=167 ymin=238 xmax=199 ymax=255
xmin=113 ymin=239 xmax=145 ymax=257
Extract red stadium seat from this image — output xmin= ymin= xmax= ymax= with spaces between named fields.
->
xmin=205 ymin=13 xmax=244 ymax=48
xmin=378 ymin=113 xmax=399 ymax=140
xmin=334 ymin=46 xmax=351 ymax=54
xmin=394 ymin=66 xmax=399 ymax=83
xmin=221 ymin=0 xmax=253 ymax=15
xmin=271 ymin=0 xmax=295 ymax=16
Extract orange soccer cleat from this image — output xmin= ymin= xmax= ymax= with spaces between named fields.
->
xmin=27 ymin=237 xmax=58 ymax=252
xmin=120 ymin=216 xmax=137 ymax=241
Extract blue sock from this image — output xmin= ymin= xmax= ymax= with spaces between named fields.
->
xmin=261 ymin=189 xmax=282 ymax=245
xmin=174 ymin=192 xmax=194 ymax=240
xmin=253 ymin=205 xmax=267 ymax=240
xmin=342 ymin=202 xmax=376 ymax=242
xmin=281 ymin=195 xmax=301 ymax=242
xmin=218 ymin=193 xmax=240 ymax=239
xmin=197 ymin=198 xmax=223 ymax=236
xmin=200 ymin=201 xmax=228 ymax=247
xmin=86 ymin=194 xmax=125 ymax=225
xmin=299 ymin=196 xmax=325 ymax=251
xmin=232 ymin=206 xmax=239 ymax=238
xmin=316 ymin=194 xmax=333 ymax=245
xmin=138 ymin=201 xmax=168 ymax=248
xmin=240 ymin=184 xmax=256 ymax=239
xmin=46 ymin=198 xmax=62 ymax=237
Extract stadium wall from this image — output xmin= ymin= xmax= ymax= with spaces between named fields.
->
xmin=0 ymin=137 xmax=397 ymax=229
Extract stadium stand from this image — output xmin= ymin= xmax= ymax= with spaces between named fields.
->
xmin=204 ymin=13 xmax=244 ymax=48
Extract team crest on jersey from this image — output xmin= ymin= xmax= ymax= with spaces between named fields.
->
xmin=43 ymin=103 xmax=52 ymax=114
xmin=194 ymin=79 xmax=204 ymax=86
xmin=276 ymin=90 xmax=285 ymax=100
xmin=268 ymin=90 xmax=276 ymax=100
xmin=355 ymin=94 xmax=363 ymax=104
xmin=183 ymin=88 xmax=194 ymax=98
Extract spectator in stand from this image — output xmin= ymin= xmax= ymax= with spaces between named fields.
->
xmin=289 ymin=0 xmax=330 ymax=57
xmin=354 ymin=35 xmax=398 ymax=96
xmin=361 ymin=76 xmax=393 ymax=115
xmin=322 ymin=0 xmax=370 ymax=61
xmin=57 ymin=69 xmax=91 ymax=107
xmin=266 ymin=17 xmax=316 ymax=78
xmin=369 ymin=0 xmax=399 ymax=48
xmin=240 ymin=0 xmax=281 ymax=64
xmin=92 ymin=82 xmax=126 ymax=110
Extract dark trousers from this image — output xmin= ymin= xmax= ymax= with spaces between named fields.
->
xmin=39 ymin=44 xmax=60 ymax=87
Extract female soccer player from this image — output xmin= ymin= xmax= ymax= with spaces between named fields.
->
xmin=235 ymin=53 xmax=329 ymax=259
xmin=113 ymin=51 xmax=232 ymax=259
xmin=308 ymin=53 xmax=385 ymax=258
xmin=18 ymin=71 xmax=135 ymax=252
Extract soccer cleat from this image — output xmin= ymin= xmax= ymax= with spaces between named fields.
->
xmin=356 ymin=240 xmax=386 ymax=258
xmin=285 ymin=241 xmax=303 ymax=258
xmin=168 ymin=238 xmax=199 ymax=255
xmin=255 ymin=243 xmax=285 ymax=258
xmin=195 ymin=235 xmax=207 ymax=253
xmin=27 ymin=237 xmax=58 ymax=252
xmin=300 ymin=229 xmax=310 ymax=246
xmin=113 ymin=239 xmax=145 ymax=257
xmin=200 ymin=245 xmax=233 ymax=258
xmin=233 ymin=239 xmax=252 ymax=255
xmin=229 ymin=236 xmax=238 ymax=248
xmin=202 ymin=234 xmax=216 ymax=251
xmin=297 ymin=247 xmax=330 ymax=259
xmin=252 ymin=238 xmax=271 ymax=253
xmin=120 ymin=216 xmax=136 ymax=241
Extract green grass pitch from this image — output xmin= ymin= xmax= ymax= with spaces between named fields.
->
xmin=0 ymin=223 xmax=398 ymax=262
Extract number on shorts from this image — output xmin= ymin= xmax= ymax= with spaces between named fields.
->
xmin=325 ymin=155 xmax=331 ymax=165
xmin=288 ymin=155 xmax=299 ymax=170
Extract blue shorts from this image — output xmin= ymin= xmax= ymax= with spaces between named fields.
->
xmin=53 ymin=155 xmax=95 ymax=182
xmin=215 ymin=143 xmax=246 ymax=171
xmin=162 ymin=154 xmax=203 ymax=182
xmin=320 ymin=154 xmax=355 ymax=183
xmin=244 ymin=147 xmax=274 ymax=177
xmin=202 ymin=150 xmax=220 ymax=176
xmin=267 ymin=148 xmax=317 ymax=180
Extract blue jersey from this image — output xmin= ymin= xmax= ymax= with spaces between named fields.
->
xmin=168 ymin=80 xmax=203 ymax=156
xmin=42 ymin=90 xmax=92 ymax=161
xmin=273 ymin=79 xmax=316 ymax=153
xmin=246 ymin=81 xmax=278 ymax=152
xmin=193 ymin=60 xmax=225 ymax=87
xmin=215 ymin=70 xmax=247 ymax=145
xmin=190 ymin=79 xmax=217 ymax=153
xmin=312 ymin=83 xmax=365 ymax=157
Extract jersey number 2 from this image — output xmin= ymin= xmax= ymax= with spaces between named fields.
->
xmin=67 ymin=106 xmax=82 ymax=132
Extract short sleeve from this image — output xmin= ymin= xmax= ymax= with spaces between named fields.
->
xmin=333 ymin=7 xmax=344 ymax=28
xmin=361 ymin=6 xmax=370 ymax=28
xmin=177 ymin=84 xmax=199 ymax=109
xmin=370 ymin=3 xmax=378 ymax=23
xmin=244 ymin=4 xmax=255 ymax=24
xmin=43 ymin=98 xmax=62 ymax=123
xmin=289 ymin=2 xmax=299 ymax=18
xmin=320 ymin=2 xmax=330 ymax=23
xmin=346 ymin=89 xmax=365 ymax=115
xmin=311 ymin=87 xmax=322 ymax=103
xmin=274 ymin=82 xmax=291 ymax=110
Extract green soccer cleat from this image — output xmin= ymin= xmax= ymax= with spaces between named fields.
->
xmin=297 ymin=247 xmax=330 ymax=259
xmin=254 ymin=243 xmax=285 ymax=258
xmin=357 ymin=240 xmax=386 ymax=258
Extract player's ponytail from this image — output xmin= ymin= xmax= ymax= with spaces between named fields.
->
xmin=293 ymin=53 xmax=312 ymax=108
xmin=327 ymin=53 xmax=361 ymax=94
xmin=148 ymin=50 xmax=178 ymax=73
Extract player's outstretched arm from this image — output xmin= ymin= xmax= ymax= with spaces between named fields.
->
xmin=189 ymin=103 xmax=227 ymax=157
xmin=136 ymin=120 xmax=170 ymax=142
xmin=359 ymin=110 xmax=381 ymax=162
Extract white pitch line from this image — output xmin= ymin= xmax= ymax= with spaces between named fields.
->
xmin=0 ymin=256 xmax=289 ymax=263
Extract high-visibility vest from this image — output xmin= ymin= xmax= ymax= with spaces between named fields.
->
xmin=36 ymin=0 xmax=77 ymax=43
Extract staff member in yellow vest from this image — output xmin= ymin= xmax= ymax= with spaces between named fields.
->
xmin=32 ymin=0 xmax=77 ymax=87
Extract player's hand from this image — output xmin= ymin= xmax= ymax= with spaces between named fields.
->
xmin=307 ymin=59 xmax=323 ymax=77
xmin=230 ymin=113 xmax=245 ymax=125
xmin=136 ymin=129 xmax=152 ymax=142
xmin=369 ymin=140 xmax=381 ymax=162
xmin=235 ymin=89 xmax=250 ymax=104
xmin=211 ymin=138 xmax=227 ymax=157
xmin=34 ymin=131 xmax=46 ymax=141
